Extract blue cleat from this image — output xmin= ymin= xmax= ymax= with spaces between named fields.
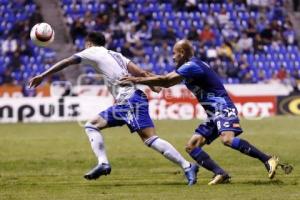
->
xmin=84 ymin=163 xmax=111 ymax=180
xmin=184 ymin=163 xmax=199 ymax=186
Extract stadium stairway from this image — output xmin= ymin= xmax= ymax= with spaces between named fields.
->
xmin=33 ymin=0 xmax=80 ymax=84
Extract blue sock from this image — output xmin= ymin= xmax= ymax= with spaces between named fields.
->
xmin=231 ymin=138 xmax=271 ymax=163
xmin=189 ymin=147 xmax=226 ymax=175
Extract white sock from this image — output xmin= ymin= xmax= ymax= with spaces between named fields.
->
xmin=84 ymin=122 xmax=109 ymax=165
xmin=144 ymin=136 xmax=191 ymax=171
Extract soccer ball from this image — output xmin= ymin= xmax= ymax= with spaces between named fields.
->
xmin=30 ymin=23 xmax=55 ymax=47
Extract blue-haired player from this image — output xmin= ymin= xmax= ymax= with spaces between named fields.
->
xmin=120 ymin=39 xmax=280 ymax=185
xmin=28 ymin=32 xmax=198 ymax=185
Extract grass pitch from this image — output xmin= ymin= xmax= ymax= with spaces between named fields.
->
xmin=0 ymin=116 xmax=299 ymax=200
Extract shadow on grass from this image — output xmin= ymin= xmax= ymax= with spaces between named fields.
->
xmin=83 ymin=181 xmax=187 ymax=187
xmin=237 ymin=179 xmax=285 ymax=185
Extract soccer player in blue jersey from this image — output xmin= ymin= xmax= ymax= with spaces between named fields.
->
xmin=120 ymin=39 xmax=280 ymax=185
xmin=28 ymin=32 xmax=199 ymax=185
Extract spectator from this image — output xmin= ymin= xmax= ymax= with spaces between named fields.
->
xmin=283 ymin=24 xmax=297 ymax=45
xmin=237 ymin=56 xmax=252 ymax=83
xmin=120 ymin=42 xmax=146 ymax=58
xmin=119 ymin=16 xmax=135 ymax=33
xmin=158 ymin=42 xmax=172 ymax=65
xmin=205 ymin=10 xmax=217 ymax=27
xmin=199 ymin=24 xmax=215 ymax=46
xmin=221 ymin=22 xmax=239 ymax=43
xmin=226 ymin=62 xmax=239 ymax=78
xmin=164 ymin=25 xmax=177 ymax=41
xmin=271 ymin=2 xmax=285 ymax=20
xmin=217 ymin=41 xmax=234 ymax=62
xmin=206 ymin=46 xmax=218 ymax=61
xmin=217 ymin=7 xmax=230 ymax=28
xmin=236 ymin=32 xmax=253 ymax=53
xmin=139 ymin=56 xmax=154 ymax=72
xmin=136 ymin=24 xmax=151 ymax=41
xmin=277 ymin=65 xmax=288 ymax=83
xmin=211 ymin=59 xmax=227 ymax=79
xmin=151 ymin=23 xmax=164 ymax=45
xmin=8 ymin=51 xmax=21 ymax=71
xmin=84 ymin=11 xmax=96 ymax=32
xmin=95 ymin=13 xmax=110 ymax=31
xmin=131 ymin=41 xmax=145 ymax=57
xmin=272 ymin=32 xmax=284 ymax=48
xmin=245 ymin=18 xmax=257 ymax=39
xmin=186 ymin=0 xmax=198 ymax=12
xmin=126 ymin=26 xmax=140 ymax=44
xmin=253 ymin=33 xmax=264 ymax=52
xmin=70 ymin=19 xmax=87 ymax=43
xmin=2 ymin=36 xmax=18 ymax=55
xmin=257 ymin=69 xmax=267 ymax=83
xmin=135 ymin=14 xmax=148 ymax=31
xmin=187 ymin=26 xmax=199 ymax=41
xmin=260 ymin=24 xmax=273 ymax=45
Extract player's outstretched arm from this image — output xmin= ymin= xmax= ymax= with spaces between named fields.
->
xmin=120 ymin=71 xmax=183 ymax=88
xmin=28 ymin=56 xmax=81 ymax=88
xmin=127 ymin=61 xmax=161 ymax=92
xmin=127 ymin=61 xmax=158 ymax=77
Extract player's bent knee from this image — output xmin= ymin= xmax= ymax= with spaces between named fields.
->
xmin=144 ymin=135 xmax=159 ymax=147
xmin=221 ymin=139 xmax=232 ymax=146
xmin=185 ymin=145 xmax=194 ymax=153
xmin=220 ymin=131 xmax=235 ymax=146
xmin=85 ymin=116 xmax=108 ymax=130
xmin=220 ymin=135 xmax=233 ymax=146
xmin=84 ymin=121 xmax=98 ymax=130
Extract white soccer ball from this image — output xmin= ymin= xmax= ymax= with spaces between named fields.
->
xmin=30 ymin=23 xmax=55 ymax=47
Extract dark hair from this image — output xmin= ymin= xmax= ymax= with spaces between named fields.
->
xmin=86 ymin=31 xmax=106 ymax=46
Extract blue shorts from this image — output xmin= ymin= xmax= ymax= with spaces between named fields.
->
xmin=99 ymin=90 xmax=154 ymax=133
xmin=195 ymin=107 xmax=243 ymax=144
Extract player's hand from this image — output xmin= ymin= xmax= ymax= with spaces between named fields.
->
xmin=150 ymin=86 xmax=162 ymax=93
xmin=28 ymin=75 xmax=44 ymax=88
xmin=119 ymin=76 xmax=139 ymax=86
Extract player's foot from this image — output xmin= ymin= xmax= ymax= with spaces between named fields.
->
xmin=208 ymin=173 xmax=231 ymax=185
xmin=84 ymin=163 xmax=111 ymax=180
xmin=184 ymin=163 xmax=199 ymax=186
xmin=265 ymin=156 xmax=279 ymax=179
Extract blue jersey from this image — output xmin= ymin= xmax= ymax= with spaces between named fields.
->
xmin=176 ymin=57 xmax=236 ymax=117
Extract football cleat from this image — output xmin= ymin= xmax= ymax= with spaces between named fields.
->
xmin=84 ymin=163 xmax=111 ymax=180
xmin=184 ymin=163 xmax=199 ymax=186
xmin=208 ymin=173 xmax=231 ymax=185
xmin=265 ymin=156 xmax=279 ymax=179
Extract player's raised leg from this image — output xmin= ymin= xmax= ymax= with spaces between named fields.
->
xmin=137 ymin=127 xmax=199 ymax=186
xmin=186 ymin=134 xmax=230 ymax=185
xmin=220 ymin=131 xmax=279 ymax=179
xmin=83 ymin=115 xmax=112 ymax=180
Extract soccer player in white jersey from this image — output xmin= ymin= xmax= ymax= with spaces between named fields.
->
xmin=28 ymin=32 xmax=199 ymax=185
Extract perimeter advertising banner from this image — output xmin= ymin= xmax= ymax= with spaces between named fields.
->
xmin=0 ymin=85 xmax=278 ymax=123
xmin=277 ymin=95 xmax=300 ymax=115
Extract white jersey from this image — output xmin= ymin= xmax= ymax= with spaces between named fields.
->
xmin=74 ymin=46 xmax=136 ymax=102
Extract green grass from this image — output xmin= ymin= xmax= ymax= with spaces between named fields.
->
xmin=0 ymin=116 xmax=299 ymax=200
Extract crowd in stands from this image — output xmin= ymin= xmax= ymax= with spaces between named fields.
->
xmin=61 ymin=0 xmax=300 ymax=88
xmin=0 ymin=0 xmax=57 ymax=88
xmin=1 ymin=0 xmax=300 ymax=91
